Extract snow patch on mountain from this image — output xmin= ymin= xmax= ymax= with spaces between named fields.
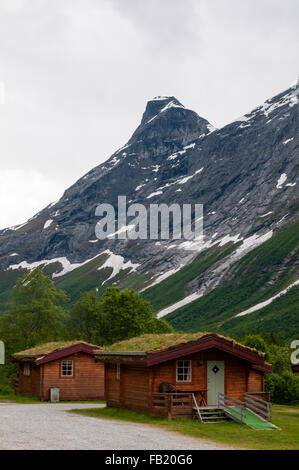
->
xmin=147 ymin=190 xmax=163 ymax=199
xmin=154 ymin=230 xmax=273 ymax=317
xmin=99 ymin=250 xmax=140 ymax=283
xmin=283 ymin=138 xmax=294 ymax=145
xmin=259 ymin=211 xmax=273 ymax=218
xmin=146 ymin=99 xmax=186 ymax=125
xmin=177 ymin=168 xmax=203 ymax=185
xmin=140 ymin=264 xmax=186 ymax=293
xmin=235 ymin=279 xmax=299 ymax=318
xmin=276 ymin=173 xmax=287 ymax=189
xmin=43 ymin=219 xmax=53 ymax=229
xmin=7 ymin=255 xmax=102 ymax=278
xmin=135 ymin=183 xmax=147 ymax=191
xmin=157 ymin=292 xmax=202 ymax=318
xmin=106 ymin=224 xmax=136 ymax=239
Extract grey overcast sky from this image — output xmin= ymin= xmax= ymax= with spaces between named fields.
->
xmin=0 ymin=0 xmax=298 ymax=229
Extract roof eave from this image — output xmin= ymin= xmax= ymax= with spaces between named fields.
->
xmin=12 ymin=354 xmax=40 ymax=363
xmin=252 ymin=363 xmax=273 ymax=373
xmin=146 ymin=335 xmax=266 ymax=367
xmin=94 ymin=351 xmax=147 ymax=357
xmin=36 ymin=343 xmax=100 ymax=365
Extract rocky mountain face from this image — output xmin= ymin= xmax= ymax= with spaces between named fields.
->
xmin=0 ymin=85 xmax=298 ymax=331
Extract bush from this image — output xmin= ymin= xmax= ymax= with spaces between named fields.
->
xmin=241 ymin=334 xmax=268 ymax=354
xmin=267 ymin=344 xmax=292 ymax=374
xmin=265 ymin=371 xmax=299 ymax=404
xmin=0 ymin=382 xmax=13 ymax=395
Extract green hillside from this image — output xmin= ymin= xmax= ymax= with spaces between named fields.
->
xmin=141 ymin=243 xmax=240 ymax=311
xmin=165 ymin=220 xmax=299 ymax=340
xmin=0 ymin=220 xmax=298 ymax=341
xmin=0 ymin=252 xmax=128 ymax=314
xmin=219 ymin=284 xmax=299 ymax=340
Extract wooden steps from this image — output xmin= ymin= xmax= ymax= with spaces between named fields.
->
xmin=193 ymin=406 xmax=228 ymax=424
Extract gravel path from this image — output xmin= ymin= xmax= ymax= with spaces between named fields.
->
xmin=0 ymin=403 xmax=233 ymax=450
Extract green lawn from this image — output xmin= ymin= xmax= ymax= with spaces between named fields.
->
xmin=70 ymin=404 xmax=299 ymax=450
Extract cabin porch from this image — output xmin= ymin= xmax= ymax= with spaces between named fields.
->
xmin=151 ymin=391 xmax=271 ymax=421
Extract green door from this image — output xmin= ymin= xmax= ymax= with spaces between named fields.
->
xmin=207 ymin=361 xmax=224 ymax=406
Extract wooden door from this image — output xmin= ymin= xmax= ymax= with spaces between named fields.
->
xmin=207 ymin=361 xmax=224 ymax=406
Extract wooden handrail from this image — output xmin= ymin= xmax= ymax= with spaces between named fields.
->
xmin=191 ymin=393 xmax=203 ymax=422
xmin=245 ymin=391 xmax=271 ymax=402
xmin=244 ymin=393 xmax=271 ymax=421
xmin=218 ymin=393 xmax=246 ymax=423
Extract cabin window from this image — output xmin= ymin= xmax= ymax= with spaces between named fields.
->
xmin=23 ymin=363 xmax=31 ymax=376
xmin=61 ymin=360 xmax=73 ymax=377
xmin=116 ymin=363 xmax=120 ymax=380
xmin=176 ymin=360 xmax=191 ymax=382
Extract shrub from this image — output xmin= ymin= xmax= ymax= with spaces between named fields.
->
xmin=241 ymin=334 xmax=268 ymax=354
xmin=265 ymin=371 xmax=299 ymax=404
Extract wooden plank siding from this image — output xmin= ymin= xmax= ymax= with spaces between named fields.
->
xmin=104 ymin=348 xmax=265 ymax=417
xmin=105 ymin=363 xmax=121 ymax=406
xmin=150 ymin=349 xmax=263 ymax=403
xmin=106 ymin=364 xmax=150 ymax=413
xmin=247 ymin=368 xmax=264 ymax=393
xmin=40 ymin=352 xmax=104 ymax=401
xmin=122 ymin=366 xmax=149 ymax=411
xmin=18 ymin=363 xmax=41 ymax=398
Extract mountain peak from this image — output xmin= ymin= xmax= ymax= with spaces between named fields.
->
xmin=129 ymin=95 xmax=212 ymax=146
xmin=140 ymin=96 xmax=184 ymax=126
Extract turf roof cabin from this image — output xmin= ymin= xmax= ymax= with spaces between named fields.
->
xmin=13 ymin=341 xmax=104 ymax=401
xmin=94 ymin=333 xmax=272 ymax=419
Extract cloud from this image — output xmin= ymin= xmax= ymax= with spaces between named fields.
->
xmin=0 ymin=0 xmax=298 ymax=229
xmin=0 ymin=169 xmax=66 ymax=229
xmin=110 ymin=0 xmax=202 ymax=56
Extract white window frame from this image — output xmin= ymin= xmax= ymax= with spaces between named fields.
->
xmin=176 ymin=359 xmax=191 ymax=382
xmin=61 ymin=360 xmax=73 ymax=377
xmin=116 ymin=363 xmax=120 ymax=380
xmin=23 ymin=363 xmax=31 ymax=376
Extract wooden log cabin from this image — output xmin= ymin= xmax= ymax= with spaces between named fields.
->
xmin=13 ymin=341 xmax=104 ymax=401
xmin=94 ymin=333 xmax=272 ymax=419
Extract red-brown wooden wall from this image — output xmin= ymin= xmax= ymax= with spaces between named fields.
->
xmin=18 ymin=352 xmax=104 ymax=401
xmin=105 ymin=348 xmax=265 ymax=414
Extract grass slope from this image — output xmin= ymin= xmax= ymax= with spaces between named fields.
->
xmin=54 ymin=253 xmax=110 ymax=304
xmin=166 ymin=221 xmax=299 ymax=340
xmin=70 ymin=404 xmax=299 ymax=450
xmin=0 ymin=253 xmax=135 ymax=314
xmin=142 ymin=243 xmax=239 ymax=311
xmin=219 ymin=285 xmax=299 ymax=339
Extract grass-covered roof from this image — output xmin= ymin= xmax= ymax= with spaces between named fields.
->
xmin=13 ymin=341 xmax=98 ymax=357
xmin=101 ymin=332 xmax=263 ymax=355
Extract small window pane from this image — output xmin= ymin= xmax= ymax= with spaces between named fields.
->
xmin=176 ymin=360 xmax=191 ymax=382
xmin=61 ymin=360 xmax=73 ymax=376
xmin=24 ymin=363 xmax=31 ymax=376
